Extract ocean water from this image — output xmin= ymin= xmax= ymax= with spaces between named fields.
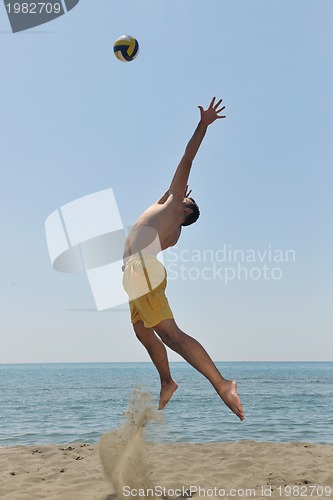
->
xmin=0 ymin=362 xmax=332 ymax=447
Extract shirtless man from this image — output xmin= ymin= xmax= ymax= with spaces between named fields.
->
xmin=122 ymin=98 xmax=244 ymax=421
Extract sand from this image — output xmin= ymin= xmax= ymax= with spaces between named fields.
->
xmin=1 ymin=393 xmax=332 ymax=499
xmin=1 ymin=440 xmax=333 ymax=500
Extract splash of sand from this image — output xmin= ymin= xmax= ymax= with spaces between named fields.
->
xmin=99 ymin=389 xmax=162 ymax=500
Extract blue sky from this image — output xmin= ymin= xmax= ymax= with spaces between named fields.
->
xmin=1 ymin=0 xmax=332 ymax=363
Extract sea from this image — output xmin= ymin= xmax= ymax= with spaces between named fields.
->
xmin=0 ymin=362 xmax=332 ymax=447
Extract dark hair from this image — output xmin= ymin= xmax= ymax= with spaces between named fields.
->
xmin=182 ymin=197 xmax=200 ymax=226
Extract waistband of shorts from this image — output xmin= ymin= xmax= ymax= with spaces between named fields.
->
xmin=122 ymin=254 xmax=158 ymax=272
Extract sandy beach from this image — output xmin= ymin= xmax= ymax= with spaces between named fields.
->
xmin=1 ymin=440 xmax=333 ymax=500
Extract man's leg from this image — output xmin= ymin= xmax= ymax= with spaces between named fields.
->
xmin=133 ymin=320 xmax=178 ymax=409
xmin=154 ymin=319 xmax=244 ymax=420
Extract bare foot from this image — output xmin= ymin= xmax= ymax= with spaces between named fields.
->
xmin=217 ymin=380 xmax=245 ymax=421
xmin=158 ymin=380 xmax=178 ymax=410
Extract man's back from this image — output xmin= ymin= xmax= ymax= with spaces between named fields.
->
xmin=123 ymin=193 xmax=183 ymax=259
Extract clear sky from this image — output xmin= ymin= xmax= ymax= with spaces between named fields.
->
xmin=1 ymin=0 xmax=332 ymax=363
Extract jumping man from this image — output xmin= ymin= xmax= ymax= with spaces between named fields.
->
xmin=122 ymin=98 xmax=244 ymax=421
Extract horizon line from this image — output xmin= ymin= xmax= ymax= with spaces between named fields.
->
xmin=0 ymin=360 xmax=332 ymax=366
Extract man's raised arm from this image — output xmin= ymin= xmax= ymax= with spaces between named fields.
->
xmin=169 ymin=97 xmax=226 ymax=199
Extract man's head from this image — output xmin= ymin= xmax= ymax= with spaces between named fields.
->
xmin=182 ymin=197 xmax=200 ymax=226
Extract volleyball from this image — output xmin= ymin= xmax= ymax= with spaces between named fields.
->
xmin=113 ymin=35 xmax=139 ymax=62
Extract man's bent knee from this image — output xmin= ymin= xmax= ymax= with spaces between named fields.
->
xmin=133 ymin=321 xmax=147 ymax=341
xmin=133 ymin=321 xmax=157 ymax=344
xmin=154 ymin=320 xmax=184 ymax=348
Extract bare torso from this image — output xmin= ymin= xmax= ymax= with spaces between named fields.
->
xmin=123 ymin=193 xmax=183 ymax=260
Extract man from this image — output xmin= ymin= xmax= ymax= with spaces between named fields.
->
xmin=122 ymin=98 xmax=244 ymax=421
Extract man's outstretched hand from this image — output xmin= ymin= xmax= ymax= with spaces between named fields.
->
xmin=198 ymin=97 xmax=226 ymax=126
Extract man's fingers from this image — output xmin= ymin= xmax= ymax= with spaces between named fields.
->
xmin=209 ymin=97 xmax=216 ymax=108
xmin=200 ymin=98 xmax=225 ymax=121
xmin=216 ymin=105 xmax=225 ymax=113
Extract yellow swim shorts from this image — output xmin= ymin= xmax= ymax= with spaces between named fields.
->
xmin=122 ymin=255 xmax=174 ymax=328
